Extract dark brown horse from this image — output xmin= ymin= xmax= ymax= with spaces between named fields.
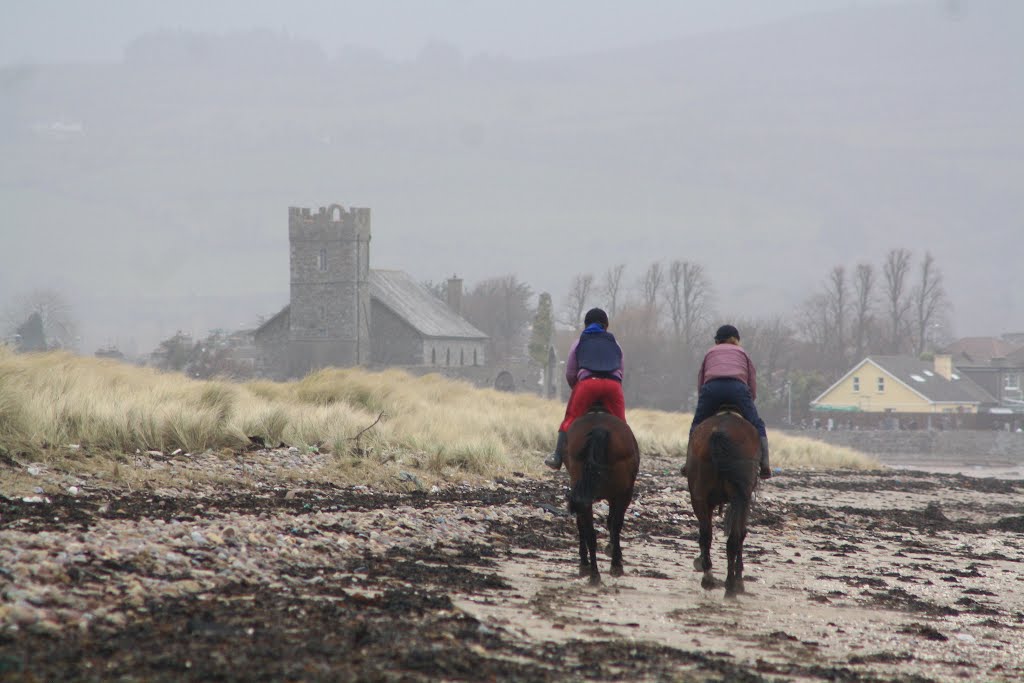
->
xmin=685 ymin=410 xmax=761 ymax=597
xmin=564 ymin=408 xmax=640 ymax=584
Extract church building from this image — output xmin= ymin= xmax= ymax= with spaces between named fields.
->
xmin=253 ymin=204 xmax=488 ymax=379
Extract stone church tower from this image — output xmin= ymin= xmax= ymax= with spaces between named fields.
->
xmin=287 ymin=204 xmax=371 ymax=376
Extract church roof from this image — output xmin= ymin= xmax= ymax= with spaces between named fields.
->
xmin=370 ymin=270 xmax=487 ymax=340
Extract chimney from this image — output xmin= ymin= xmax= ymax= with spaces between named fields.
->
xmin=446 ymin=275 xmax=463 ymax=315
xmin=933 ymin=353 xmax=953 ymax=380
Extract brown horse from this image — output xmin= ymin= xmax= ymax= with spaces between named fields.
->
xmin=685 ymin=410 xmax=761 ymax=597
xmin=564 ymin=408 xmax=640 ymax=584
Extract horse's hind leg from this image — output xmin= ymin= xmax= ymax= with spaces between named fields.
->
xmin=692 ymin=501 xmax=716 ymax=590
xmin=576 ymin=510 xmax=589 ymax=577
xmin=727 ymin=507 xmax=750 ymax=597
xmin=583 ymin=506 xmax=600 ymax=585
xmin=607 ymin=495 xmax=628 ymax=577
xmin=576 ymin=506 xmax=600 ymax=583
xmin=724 ymin=504 xmax=750 ymax=598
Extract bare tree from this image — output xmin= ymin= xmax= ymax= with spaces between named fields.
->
xmin=823 ymin=265 xmax=848 ymax=369
xmin=660 ymin=260 xmax=713 ymax=409
xmin=561 ymin=273 xmax=594 ymax=326
xmin=735 ymin=315 xmax=794 ymax=399
xmin=852 ymin=263 xmax=876 ymax=361
xmin=639 ymin=262 xmax=663 ymax=312
xmin=797 ymin=292 xmax=831 ymax=354
xmin=882 ymin=248 xmax=913 ymax=354
xmin=666 ymin=260 xmax=713 ymax=352
xmin=3 ymin=288 xmax=79 ymax=350
xmin=912 ymin=251 xmax=948 ymax=356
xmin=636 ymin=262 xmax=664 ymax=335
xmin=602 ymin=264 xmax=625 ymax=318
xmin=462 ymin=275 xmax=534 ymax=362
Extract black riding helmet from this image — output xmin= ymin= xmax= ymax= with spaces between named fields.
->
xmin=714 ymin=324 xmax=740 ymax=343
xmin=584 ymin=307 xmax=609 ymax=329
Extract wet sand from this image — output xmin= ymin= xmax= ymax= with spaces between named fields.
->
xmin=1 ymin=449 xmax=1023 ymax=681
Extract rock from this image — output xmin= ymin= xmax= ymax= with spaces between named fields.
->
xmin=7 ymin=602 xmax=41 ymax=627
xmin=28 ymin=619 xmax=63 ymax=636
xmin=67 ymin=486 xmax=80 ymax=496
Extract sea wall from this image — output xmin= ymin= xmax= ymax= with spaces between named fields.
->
xmin=795 ymin=429 xmax=1024 ymax=459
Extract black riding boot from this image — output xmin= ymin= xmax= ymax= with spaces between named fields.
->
xmin=545 ymin=431 xmax=567 ymax=470
xmin=759 ymin=436 xmax=772 ymax=479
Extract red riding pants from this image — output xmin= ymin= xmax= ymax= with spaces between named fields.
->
xmin=559 ymin=378 xmax=626 ymax=432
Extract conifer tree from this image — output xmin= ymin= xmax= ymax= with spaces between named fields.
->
xmin=529 ymin=292 xmax=555 ymax=364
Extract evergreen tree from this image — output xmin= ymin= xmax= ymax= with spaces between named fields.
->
xmin=528 ymin=292 xmax=554 ymax=364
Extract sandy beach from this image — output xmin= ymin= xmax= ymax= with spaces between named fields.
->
xmin=1 ymin=448 xmax=1023 ymax=681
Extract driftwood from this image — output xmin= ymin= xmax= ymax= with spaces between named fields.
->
xmin=349 ymin=411 xmax=386 ymax=455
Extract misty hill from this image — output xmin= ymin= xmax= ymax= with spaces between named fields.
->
xmin=1 ymin=0 xmax=1022 ymax=352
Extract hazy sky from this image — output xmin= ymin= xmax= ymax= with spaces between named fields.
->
xmin=4 ymin=0 xmax=906 ymax=64
xmin=5 ymin=0 xmax=1019 ymax=353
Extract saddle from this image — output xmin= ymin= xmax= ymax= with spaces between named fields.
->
xmin=714 ymin=403 xmax=744 ymax=418
xmin=586 ymin=402 xmax=610 ymax=415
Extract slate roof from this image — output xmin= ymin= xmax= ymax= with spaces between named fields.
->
xmin=941 ymin=337 xmax=1023 ymax=367
xmin=867 ymin=356 xmax=994 ymax=404
xmin=369 ymin=270 xmax=488 ymax=340
xmin=253 ymin=305 xmax=289 ymax=338
xmin=813 ymin=355 xmax=998 ymax=407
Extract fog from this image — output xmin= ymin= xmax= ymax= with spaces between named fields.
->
xmin=1 ymin=0 xmax=1022 ymax=358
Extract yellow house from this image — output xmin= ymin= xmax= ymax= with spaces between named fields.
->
xmin=811 ymin=355 xmax=996 ymax=414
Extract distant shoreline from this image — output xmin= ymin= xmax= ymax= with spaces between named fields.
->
xmin=878 ymin=452 xmax=1024 ymax=480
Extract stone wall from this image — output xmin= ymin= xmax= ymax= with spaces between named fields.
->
xmin=794 ymin=428 xmax=1024 ymax=458
xmin=423 ymin=338 xmax=485 ymax=369
xmin=370 ymin=301 xmax=423 ymax=365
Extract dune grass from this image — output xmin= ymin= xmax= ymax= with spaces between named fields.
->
xmin=0 ymin=348 xmax=880 ymax=486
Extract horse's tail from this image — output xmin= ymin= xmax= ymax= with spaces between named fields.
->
xmin=709 ymin=430 xmax=756 ymax=531
xmin=568 ymin=427 xmax=611 ymax=513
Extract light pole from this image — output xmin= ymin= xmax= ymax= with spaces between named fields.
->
xmin=785 ymin=380 xmax=792 ymax=426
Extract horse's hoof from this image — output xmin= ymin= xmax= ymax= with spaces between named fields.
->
xmin=701 ymin=574 xmax=718 ymax=590
xmin=578 ymin=565 xmax=590 ymax=578
xmin=724 ymin=588 xmax=739 ymax=600
xmin=610 ymin=564 xmax=624 ymax=578
xmin=589 ymin=574 xmax=601 ymax=586
xmin=693 ymin=556 xmax=704 ymax=571
xmin=734 ymin=580 xmax=746 ymax=595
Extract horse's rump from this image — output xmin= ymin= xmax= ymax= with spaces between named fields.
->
xmin=563 ymin=410 xmax=640 ymax=583
xmin=687 ymin=411 xmax=761 ymax=597
xmin=565 ymin=412 xmax=639 ymax=510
